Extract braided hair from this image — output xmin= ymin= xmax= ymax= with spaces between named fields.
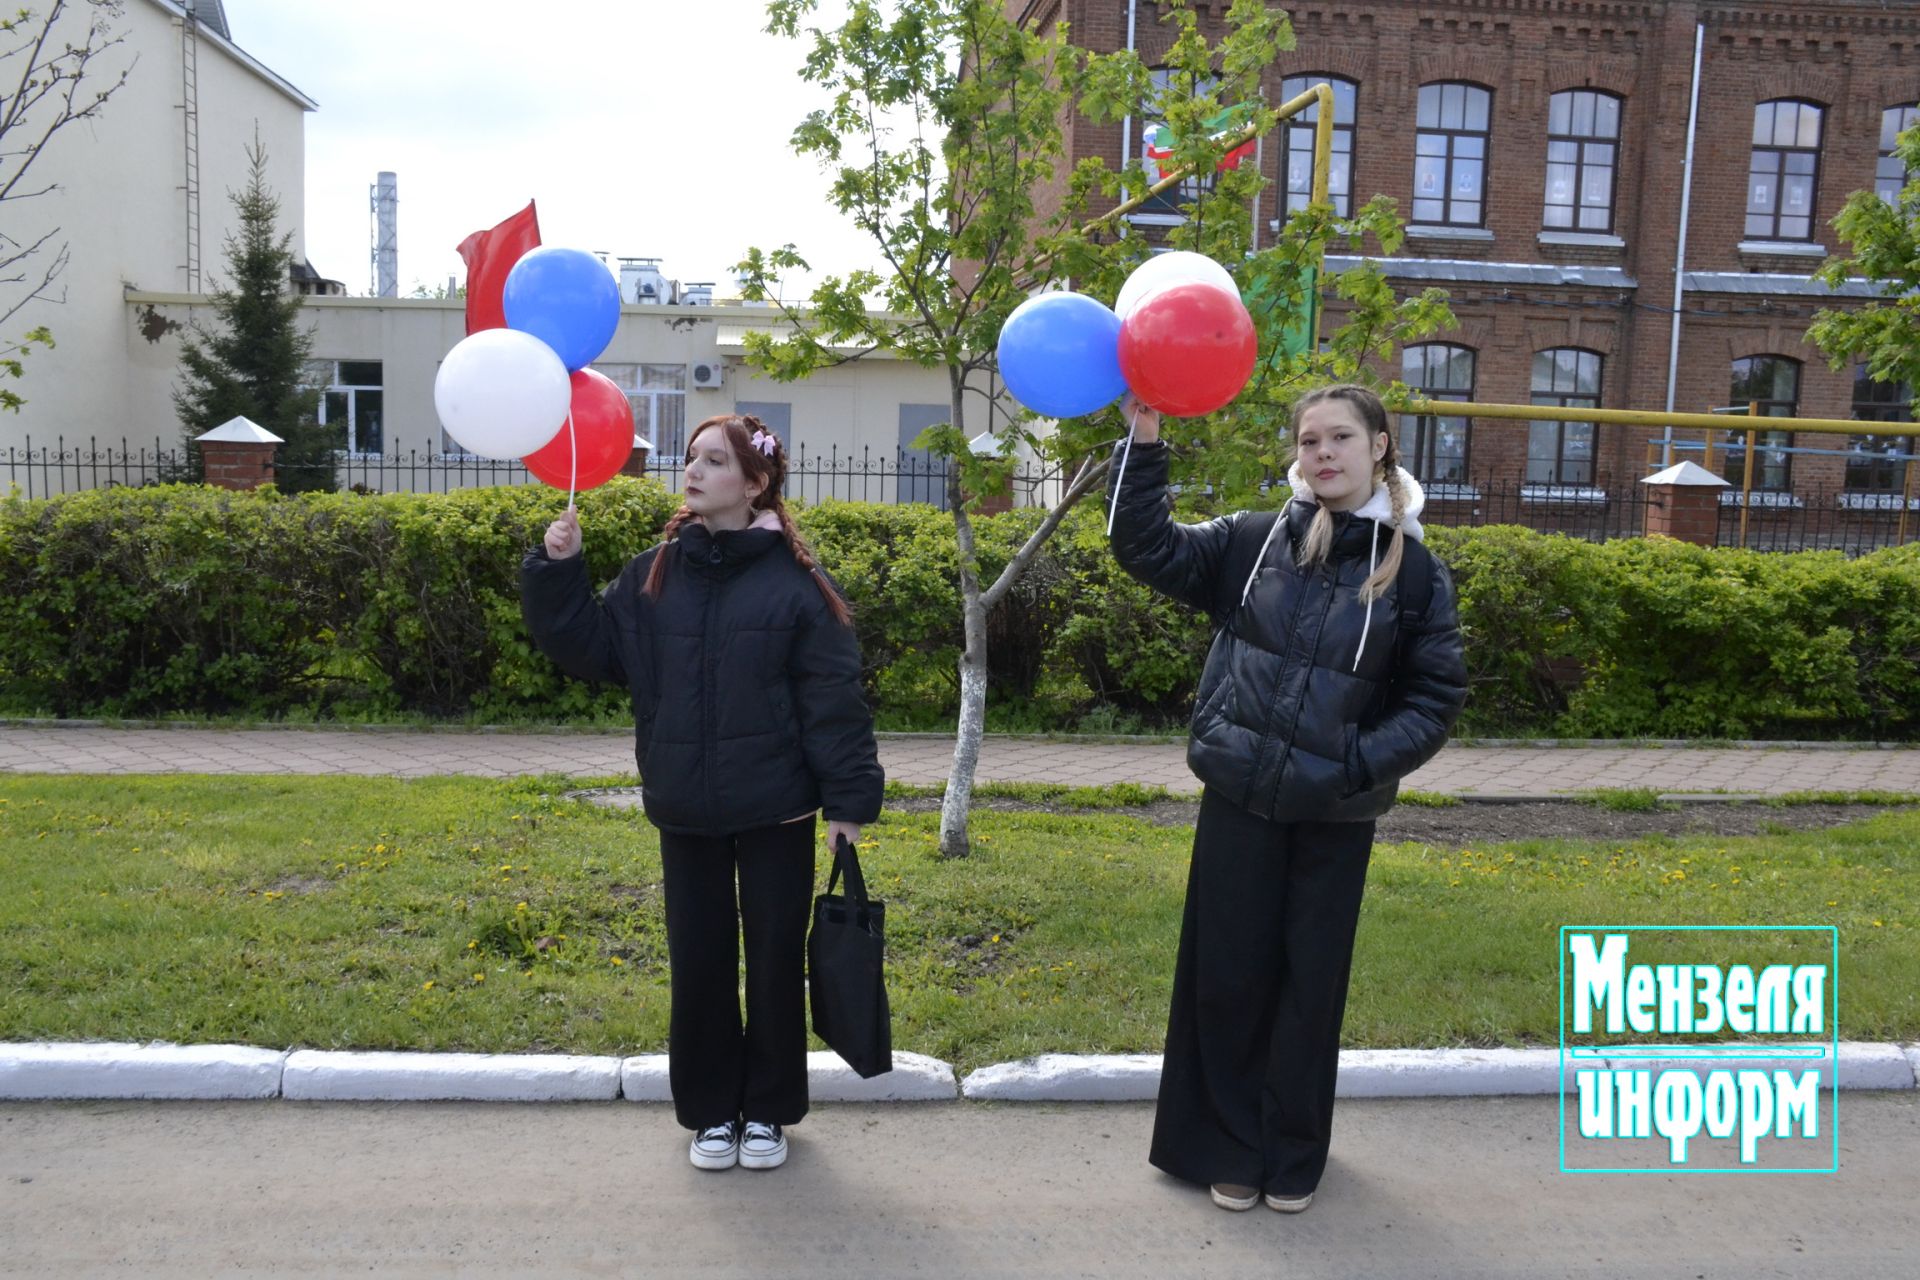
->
xmin=1290 ymin=384 xmax=1406 ymax=604
xmin=642 ymin=414 xmax=853 ymax=625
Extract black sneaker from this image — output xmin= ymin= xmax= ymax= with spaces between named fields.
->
xmin=689 ymin=1121 xmax=739 ymax=1170
xmin=739 ymin=1121 xmax=788 ymax=1170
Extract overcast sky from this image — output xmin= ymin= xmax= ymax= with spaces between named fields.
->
xmin=227 ymin=0 xmax=886 ymax=299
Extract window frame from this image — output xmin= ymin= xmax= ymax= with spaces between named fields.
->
xmin=1400 ymin=342 xmax=1477 ymax=484
xmin=1745 ymin=99 xmax=1826 ymax=242
xmin=1279 ymin=74 xmax=1357 ymax=218
xmin=1876 ymin=104 xmax=1919 ymax=204
xmin=1724 ymin=355 xmax=1800 ymax=492
xmin=1542 ymin=90 xmax=1622 ymax=234
xmin=313 ymin=358 xmax=384 ymax=458
xmin=1849 ymin=366 xmax=1911 ymax=495
xmin=1528 ymin=348 xmax=1604 ymax=486
xmin=1413 ymin=81 xmax=1494 ymax=228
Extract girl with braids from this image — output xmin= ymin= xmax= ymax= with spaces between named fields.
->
xmin=520 ymin=413 xmax=883 ymax=1173
xmin=1106 ymin=386 xmax=1466 ymax=1214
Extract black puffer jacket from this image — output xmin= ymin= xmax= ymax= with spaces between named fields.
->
xmin=1109 ymin=440 xmax=1467 ymax=823
xmin=520 ymin=522 xmax=884 ymax=836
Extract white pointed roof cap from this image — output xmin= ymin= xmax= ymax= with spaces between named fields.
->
xmin=195 ymin=416 xmax=284 ymax=444
xmin=1639 ymin=460 xmax=1729 ymax=487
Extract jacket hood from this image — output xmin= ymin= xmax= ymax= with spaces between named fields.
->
xmin=1284 ymin=460 xmax=1428 ymax=543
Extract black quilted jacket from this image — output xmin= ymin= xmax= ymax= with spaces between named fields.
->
xmin=520 ymin=522 xmax=884 ymax=836
xmin=1108 ymin=440 xmax=1467 ymax=823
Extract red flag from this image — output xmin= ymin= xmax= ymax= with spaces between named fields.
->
xmin=456 ymin=201 xmax=541 ymax=334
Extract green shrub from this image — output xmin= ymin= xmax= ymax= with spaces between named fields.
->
xmin=1 ymin=484 xmax=1915 ymax=738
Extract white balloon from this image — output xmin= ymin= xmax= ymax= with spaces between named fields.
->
xmin=433 ymin=329 xmax=571 ymax=460
xmin=1115 ymin=251 xmax=1240 ymax=319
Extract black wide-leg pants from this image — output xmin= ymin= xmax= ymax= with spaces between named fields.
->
xmin=657 ymin=816 xmax=816 ymax=1131
xmin=1149 ymin=788 xmax=1376 ymax=1197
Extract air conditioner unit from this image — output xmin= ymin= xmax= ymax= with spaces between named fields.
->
xmin=690 ymin=359 xmax=726 ymax=389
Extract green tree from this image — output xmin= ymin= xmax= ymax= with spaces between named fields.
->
xmin=742 ymin=0 xmax=1450 ymax=855
xmin=173 ymin=138 xmax=335 ymax=492
xmin=1810 ymin=125 xmax=1920 ymax=388
xmin=1 ymin=1 xmax=132 ymax=411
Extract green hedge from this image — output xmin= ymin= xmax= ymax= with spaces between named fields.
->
xmin=2 ymin=481 xmax=1916 ymax=738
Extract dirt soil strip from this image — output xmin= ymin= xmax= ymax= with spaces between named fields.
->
xmin=878 ymin=797 xmax=1913 ymax=846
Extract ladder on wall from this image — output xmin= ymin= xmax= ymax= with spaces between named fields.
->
xmin=180 ymin=0 xmax=202 ymax=292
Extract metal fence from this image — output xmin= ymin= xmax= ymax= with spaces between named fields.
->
xmin=2 ymin=437 xmax=1068 ymax=510
xmin=1425 ymin=476 xmax=1917 ymax=554
xmin=7 ymin=437 xmax=1915 ymax=553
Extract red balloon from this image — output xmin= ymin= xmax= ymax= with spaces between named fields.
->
xmin=1117 ymin=281 xmax=1257 ymax=417
xmin=522 ymin=368 xmax=636 ymax=491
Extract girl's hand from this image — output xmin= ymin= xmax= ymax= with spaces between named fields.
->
xmin=544 ymin=506 xmax=582 ymax=559
xmin=1121 ymin=392 xmax=1162 ymax=444
xmin=826 ymin=820 xmax=862 ymax=854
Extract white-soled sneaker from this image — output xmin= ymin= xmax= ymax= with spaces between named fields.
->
xmin=689 ymin=1121 xmax=739 ymax=1170
xmin=1265 ymin=1191 xmax=1314 ymax=1213
xmin=1210 ymin=1183 xmax=1260 ymax=1211
xmin=739 ymin=1121 xmax=788 ymax=1170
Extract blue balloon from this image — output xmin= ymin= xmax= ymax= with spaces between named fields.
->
xmin=502 ymin=247 xmax=622 ymax=371
xmin=997 ymin=291 xmax=1127 ymax=419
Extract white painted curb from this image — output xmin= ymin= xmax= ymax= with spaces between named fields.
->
xmin=1905 ymin=1042 xmax=1920 ymax=1087
xmin=1598 ymin=1041 xmax=1918 ymax=1091
xmin=620 ymin=1051 xmax=958 ymax=1102
xmin=1338 ymin=1048 xmax=1565 ymax=1098
xmin=619 ymin=1054 xmax=671 ymax=1102
xmin=0 ymin=1042 xmax=286 ymax=1100
xmin=963 ymin=1054 xmax=1162 ymax=1101
xmin=281 ymin=1050 xmax=621 ymax=1101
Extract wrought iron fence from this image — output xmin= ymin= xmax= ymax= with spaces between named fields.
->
xmin=1422 ymin=476 xmax=1917 ymax=554
xmin=3 ymin=437 xmax=1069 ymax=511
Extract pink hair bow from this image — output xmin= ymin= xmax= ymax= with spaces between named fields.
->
xmin=750 ymin=429 xmax=778 ymax=457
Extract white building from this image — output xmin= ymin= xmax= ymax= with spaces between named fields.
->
xmin=6 ymin=0 xmax=313 ymax=456
xmin=4 ymin=1 xmax=1028 ymax=506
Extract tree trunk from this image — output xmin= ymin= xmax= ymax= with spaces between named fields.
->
xmin=938 ymin=377 xmax=984 ymax=859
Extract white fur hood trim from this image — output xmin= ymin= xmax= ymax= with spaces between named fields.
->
xmin=1285 ymin=460 xmax=1427 ymax=543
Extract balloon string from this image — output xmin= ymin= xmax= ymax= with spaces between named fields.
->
xmin=1106 ymin=405 xmax=1137 ymax=538
xmin=566 ymin=411 xmax=577 ymax=509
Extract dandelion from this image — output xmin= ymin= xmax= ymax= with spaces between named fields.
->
xmin=467 ymin=940 xmax=478 ymax=950
xmin=516 ymin=902 xmax=529 ymax=912
xmin=610 ymin=956 xmax=625 ymax=966
xmin=499 ymin=864 xmax=512 ymax=873
xmin=472 ymin=973 xmax=485 ymax=982
xmin=422 ymin=981 xmax=435 ymax=991
xmin=374 ymin=844 xmax=387 ymax=854
xmin=1873 ymin=920 xmax=1885 ymax=928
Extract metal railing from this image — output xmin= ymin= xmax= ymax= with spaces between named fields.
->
xmin=2 ymin=436 xmax=1067 ymax=510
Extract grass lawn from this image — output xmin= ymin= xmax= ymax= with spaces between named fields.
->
xmin=0 ymin=775 xmax=1912 ymax=1070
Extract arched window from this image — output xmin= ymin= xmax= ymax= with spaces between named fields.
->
xmin=1725 ymin=356 xmax=1799 ymax=491
xmin=1414 ymin=82 xmax=1492 ymax=227
xmin=1544 ymin=90 xmax=1622 ymax=233
xmin=1850 ymin=366 xmax=1910 ymax=495
xmin=1746 ymin=100 xmax=1825 ymax=240
xmin=1279 ymin=74 xmax=1357 ymax=217
xmin=1529 ymin=349 xmax=1603 ymax=485
xmin=1401 ymin=343 xmax=1476 ymax=483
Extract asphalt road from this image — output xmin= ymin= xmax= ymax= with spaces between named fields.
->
xmin=2 ymin=1093 xmax=1914 ymax=1278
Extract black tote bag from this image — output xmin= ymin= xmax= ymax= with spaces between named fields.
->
xmin=807 ymin=834 xmax=892 ymax=1078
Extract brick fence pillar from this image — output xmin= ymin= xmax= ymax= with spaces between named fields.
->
xmin=193 ymin=416 xmax=284 ymax=491
xmin=618 ymin=435 xmax=652 ymax=479
xmin=1640 ymin=460 xmax=1729 ymax=547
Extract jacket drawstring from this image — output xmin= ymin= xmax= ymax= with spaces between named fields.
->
xmin=1352 ymin=520 xmax=1380 ymax=672
xmin=1239 ymin=504 xmax=1287 ymax=607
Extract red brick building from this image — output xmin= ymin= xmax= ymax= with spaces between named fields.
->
xmin=1033 ymin=0 xmax=1920 ymax=533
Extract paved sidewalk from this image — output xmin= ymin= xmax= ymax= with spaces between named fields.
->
xmin=0 ymin=724 xmax=1917 ymax=795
